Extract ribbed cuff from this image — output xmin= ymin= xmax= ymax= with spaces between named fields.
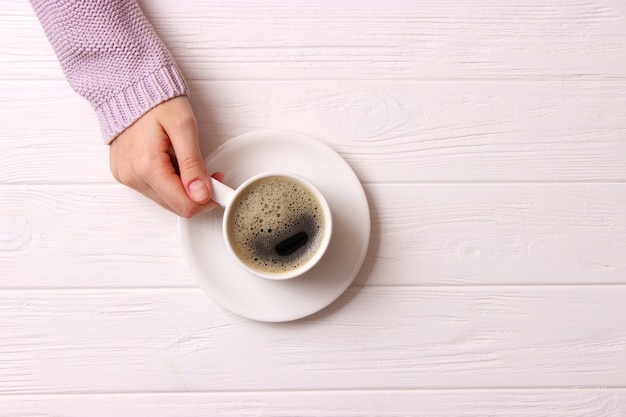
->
xmin=95 ymin=64 xmax=189 ymax=144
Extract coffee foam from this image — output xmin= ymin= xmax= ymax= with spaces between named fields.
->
xmin=227 ymin=176 xmax=325 ymax=274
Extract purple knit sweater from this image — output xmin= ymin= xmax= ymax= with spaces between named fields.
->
xmin=30 ymin=0 xmax=189 ymax=143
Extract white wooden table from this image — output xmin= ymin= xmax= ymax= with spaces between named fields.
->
xmin=2 ymin=0 xmax=626 ymax=415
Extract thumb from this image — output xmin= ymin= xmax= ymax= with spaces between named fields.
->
xmin=177 ymin=145 xmax=211 ymax=204
xmin=165 ymin=124 xmax=212 ymax=205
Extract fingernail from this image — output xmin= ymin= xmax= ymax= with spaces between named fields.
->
xmin=189 ymin=180 xmax=210 ymax=203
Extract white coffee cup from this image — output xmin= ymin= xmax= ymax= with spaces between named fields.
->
xmin=210 ymin=172 xmax=333 ymax=280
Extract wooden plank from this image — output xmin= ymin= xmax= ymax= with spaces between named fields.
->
xmin=1 ymin=183 xmax=624 ymax=288
xmin=0 ymin=184 xmax=193 ymax=288
xmin=365 ymin=182 xmax=626 ymax=286
xmin=2 ymin=389 xmax=626 ymax=416
xmin=1 ymin=286 xmax=626 ymax=393
xmin=4 ymin=0 xmax=626 ymax=81
xmin=2 ymin=79 xmax=626 ymax=184
xmin=4 ymin=0 xmax=626 ymax=411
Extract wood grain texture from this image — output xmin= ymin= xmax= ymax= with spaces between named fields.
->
xmin=2 ymin=79 xmax=626 ymax=184
xmin=2 ymin=390 xmax=626 ymax=417
xmin=4 ymin=0 xmax=626 ymax=81
xmin=143 ymin=0 xmax=626 ymax=81
xmin=2 ymin=0 xmax=626 ymax=414
xmin=1 ymin=287 xmax=626 ymax=393
xmin=1 ymin=183 xmax=624 ymax=288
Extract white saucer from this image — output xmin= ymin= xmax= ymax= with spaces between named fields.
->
xmin=179 ymin=130 xmax=370 ymax=322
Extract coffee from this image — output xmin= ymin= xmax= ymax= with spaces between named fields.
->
xmin=226 ymin=176 xmax=326 ymax=274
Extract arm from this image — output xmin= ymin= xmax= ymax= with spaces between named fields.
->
xmin=29 ymin=0 xmax=187 ymax=143
xmin=30 ymin=0 xmax=217 ymax=217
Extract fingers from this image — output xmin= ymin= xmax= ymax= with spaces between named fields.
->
xmin=109 ymin=97 xmax=224 ymax=218
xmin=212 ymin=171 xmax=225 ymax=182
xmin=159 ymin=98 xmax=213 ymax=205
xmin=141 ymin=151 xmax=210 ymax=218
xmin=139 ymin=180 xmax=219 ymax=217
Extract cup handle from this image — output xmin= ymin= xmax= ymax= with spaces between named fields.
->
xmin=210 ymin=177 xmax=236 ymax=207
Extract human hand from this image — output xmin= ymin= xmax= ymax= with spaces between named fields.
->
xmin=109 ymin=96 xmax=222 ymax=218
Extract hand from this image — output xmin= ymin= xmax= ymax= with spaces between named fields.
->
xmin=109 ymin=96 xmax=222 ymax=218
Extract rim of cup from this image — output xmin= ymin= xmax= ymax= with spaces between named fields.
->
xmin=221 ymin=172 xmax=333 ymax=280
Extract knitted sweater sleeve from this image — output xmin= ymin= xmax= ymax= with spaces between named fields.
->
xmin=29 ymin=0 xmax=189 ymax=143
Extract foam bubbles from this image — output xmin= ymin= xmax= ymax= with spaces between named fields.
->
xmin=227 ymin=176 xmax=325 ymax=274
